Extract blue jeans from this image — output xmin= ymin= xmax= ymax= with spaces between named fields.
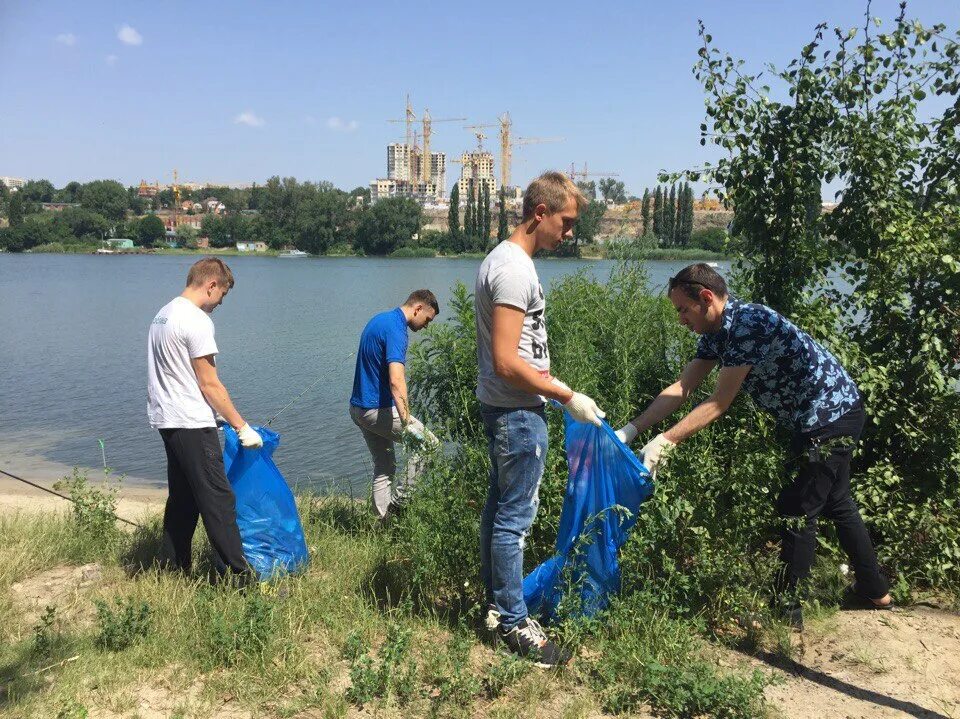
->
xmin=479 ymin=402 xmax=548 ymax=631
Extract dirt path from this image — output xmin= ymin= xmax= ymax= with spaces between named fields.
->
xmin=740 ymin=605 xmax=960 ymax=719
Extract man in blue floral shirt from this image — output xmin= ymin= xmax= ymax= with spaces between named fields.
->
xmin=616 ymin=263 xmax=891 ymax=628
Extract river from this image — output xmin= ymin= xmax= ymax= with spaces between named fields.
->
xmin=0 ymin=253 xmax=730 ymax=493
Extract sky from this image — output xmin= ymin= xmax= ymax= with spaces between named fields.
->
xmin=1 ymin=0 xmax=958 ymax=197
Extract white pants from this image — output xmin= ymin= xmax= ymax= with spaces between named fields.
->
xmin=349 ymin=405 xmax=425 ymax=519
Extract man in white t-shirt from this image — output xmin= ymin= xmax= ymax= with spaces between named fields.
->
xmin=476 ymin=171 xmax=605 ymax=667
xmin=147 ymin=257 xmax=262 ymax=578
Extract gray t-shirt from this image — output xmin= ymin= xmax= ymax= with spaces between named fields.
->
xmin=475 ymin=241 xmax=549 ymax=407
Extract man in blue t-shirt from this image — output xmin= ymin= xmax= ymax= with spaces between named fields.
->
xmin=349 ymin=289 xmax=440 ymax=520
xmin=616 ymin=263 xmax=891 ymax=628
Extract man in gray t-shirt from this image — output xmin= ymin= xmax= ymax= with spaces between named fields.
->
xmin=475 ymin=171 xmax=605 ymax=668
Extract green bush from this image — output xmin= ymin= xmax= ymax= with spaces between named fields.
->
xmin=690 ymin=227 xmax=727 ymax=252
xmin=94 ymin=597 xmax=152 ymax=651
xmin=53 ymin=469 xmax=122 ymax=548
xmin=389 ymin=246 xmax=437 ymax=258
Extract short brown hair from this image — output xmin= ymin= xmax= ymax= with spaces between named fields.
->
xmin=668 ymin=263 xmax=728 ymax=300
xmin=404 ymin=289 xmax=439 ymax=315
xmin=186 ymin=257 xmax=235 ymax=289
xmin=521 ymin=171 xmax=588 ymax=221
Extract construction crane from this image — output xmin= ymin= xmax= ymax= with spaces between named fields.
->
xmin=421 ymin=109 xmax=465 ymax=183
xmin=568 ymin=162 xmax=620 ymax=181
xmin=388 ymin=96 xmax=464 ymax=183
xmin=464 ymin=123 xmax=495 ymax=151
xmin=466 ymin=114 xmax=563 ymax=190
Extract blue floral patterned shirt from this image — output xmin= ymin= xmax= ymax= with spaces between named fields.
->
xmin=695 ymin=298 xmax=861 ymax=432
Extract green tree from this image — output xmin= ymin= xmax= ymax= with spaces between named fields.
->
xmin=481 ymin=183 xmax=491 ymax=247
xmin=201 ymin=215 xmax=231 ymax=248
xmin=665 ymin=184 xmax=676 ymax=245
xmin=354 ymin=196 xmax=421 ymax=255
xmin=576 ymin=180 xmax=596 ymax=201
xmin=691 ymin=11 xmax=960 ymax=585
xmin=673 ymin=183 xmax=683 ymax=246
xmin=56 ymin=181 xmax=83 ymax=204
xmin=52 ymin=207 xmax=109 ymax=241
xmin=599 ymin=178 xmax=627 ymax=204
xmin=126 ymin=186 xmax=147 ymax=215
xmin=464 ymin=181 xmax=475 ymax=246
xmin=497 ymin=187 xmax=509 ymax=242
xmin=8 ymin=191 xmax=25 ymax=228
xmin=137 ymin=214 xmax=166 ymax=247
xmin=21 ymin=179 xmax=55 ymax=203
xmin=575 ymin=200 xmax=606 ymax=245
xmin=80 ymin=180 xmax=128 ymax=222
xmin=448 ymin=183 xmax=461 ymax=247
xmin=652 ymin=186 xmax=663 ymax=240
xmin=681 ymin=183 xmax=695 ymax=247
xmin=294 ymin=187 xmax=350 ymax=254
xmin=640 ymin=188 xmax=651 ymax=237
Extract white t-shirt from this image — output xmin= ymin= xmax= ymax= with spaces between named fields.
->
xmin=147 ymin=297 xmax=219 ymax=429
xmin=475 ymin=241 xmax=549 ymax=408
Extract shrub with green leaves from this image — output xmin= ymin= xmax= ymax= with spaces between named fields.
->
xmin=54 ymin=468 xmax=121 ymax=544
xmin=94 ymin=597 xmax=152 ymax=651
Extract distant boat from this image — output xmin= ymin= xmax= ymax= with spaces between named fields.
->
xmin=707 ymin=261 xmax=719 ymax=268
xmin=278 ymin=249 xmax=309 ymax=258
xmin=95 ymin=248 xmax=115 ymax=254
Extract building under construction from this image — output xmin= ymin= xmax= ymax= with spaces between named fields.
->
xmin=370 ymin=98 xmax=461 ymax=204
xmin=370 ymin=98 xmax=564 ymax=206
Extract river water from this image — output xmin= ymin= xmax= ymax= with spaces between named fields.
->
xmin=0 ymin=253 xmax=730 ymax=493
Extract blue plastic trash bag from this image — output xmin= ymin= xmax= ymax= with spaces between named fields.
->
xmin=222 ymin=425 xmax=309 ymax=580
xmin=523 ymin=413 xmax=653 ymax=621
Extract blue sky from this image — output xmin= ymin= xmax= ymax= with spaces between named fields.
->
xmin=1 ymin=0 xmax=957 ymax=196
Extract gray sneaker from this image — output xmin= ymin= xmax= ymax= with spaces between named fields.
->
xmin=497 ymin=617 xmax=572 ymax=668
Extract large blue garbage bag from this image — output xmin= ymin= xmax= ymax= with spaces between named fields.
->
xmin=523 ymin=413 xmax=653 ymax=621
xmin=222 ymin=425 xmax=309 ymax=580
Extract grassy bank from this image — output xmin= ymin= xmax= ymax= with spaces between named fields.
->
xmin=0 ymin=481 xmax=771 ymax=719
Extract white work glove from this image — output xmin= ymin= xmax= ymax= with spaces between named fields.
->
xmin=237 ymin=423 xmax=263 ymax=449
xmin=615 ymin=422 xmax=639 ymax=445
xmin=640 ymin=433 xmax=675 ymax=475
xmin=564 ymin=392 xmax=606 ymax=427
xmin=406 ymin=416 xmax=440 ymax=448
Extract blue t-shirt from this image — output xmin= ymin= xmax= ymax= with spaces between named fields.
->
xmin=695 ymin=298 xmax=861 ymax=432
xmin=350 ymin=308 xmax=409 ymax=409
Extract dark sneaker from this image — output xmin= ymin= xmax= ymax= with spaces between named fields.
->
xmin=497 ymin=617 xmax=571 ymax=668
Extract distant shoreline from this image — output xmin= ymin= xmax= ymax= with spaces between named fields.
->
xmin=6 ymin=244 xmax=732 ymax=262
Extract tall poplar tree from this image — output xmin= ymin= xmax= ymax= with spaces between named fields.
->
xmin=464 ymin=180 xmax=475 ymax=245
xmin=448 ymin=183 xmax=461 ymax=246
xmin=682 ymin=183 xmax=695 ymax=246
xmin=674 ymin=183 xmax=683 ymax=246
xmin=666 ymin=184 xmax=677 ymax=245
xmin=640 ymin=187 xmax=651 ymax=237
xmin=497 ymin=187 xmax=509 ymax=241
xmin=481 ymin=183 xmax=491 ymax=245
xmin=653 ymin=185 xmax=663 ymax=240
xmin=8 ymin=191 xmax=24 ymax=228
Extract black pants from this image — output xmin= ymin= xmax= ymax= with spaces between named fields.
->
xmin=159 ymin=427 xmax=250 ymax=576
xmin=775 ymin=403 xmax=888 ymax=600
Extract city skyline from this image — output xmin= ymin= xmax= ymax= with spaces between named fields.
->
xmin=1 ymin=0 xmax=957 ymax=196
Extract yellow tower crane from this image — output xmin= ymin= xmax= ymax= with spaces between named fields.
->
xmin=388 ymin=97 xmax=465 ymax=183
xmin=467 ymin=114 xmax=563 ymax=190
xmin=421 ymin=109 xmax=465 ymax=184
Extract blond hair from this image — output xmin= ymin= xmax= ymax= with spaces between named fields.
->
xmin=186 ymin=257 xmax=235 ymax=289
xmin=521 ymin=171 xmax=588 ymax=221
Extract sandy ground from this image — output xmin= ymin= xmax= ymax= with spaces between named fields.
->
xmin=2 ymin=473 xmax=958 ymax=718
xmin=0 ymin=475 xmax=165 ymax=521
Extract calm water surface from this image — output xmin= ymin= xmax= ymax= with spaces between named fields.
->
xmin=0 ymin=253 xmax=730 ymax=493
